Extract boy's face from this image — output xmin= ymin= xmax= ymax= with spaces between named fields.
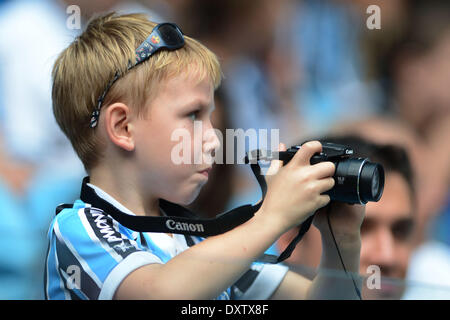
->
xmin=132 ymin=68 xmax=221 ymax=205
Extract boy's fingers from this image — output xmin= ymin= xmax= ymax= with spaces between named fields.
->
xmin=290 ymin=141 xmax=322 ymax=166
xmin=315 ymin=177 xmax=335 ymax=194
xmin=310 ymin=161 xmax=336 ymax=179
xmin=315 ymin=194 xmax=332 ymax=211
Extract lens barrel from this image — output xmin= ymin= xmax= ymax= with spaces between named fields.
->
xmin=359 ymin=162 xmax=384 ymax=203
xmin=327 ymin=158 xmax=385 ymax=204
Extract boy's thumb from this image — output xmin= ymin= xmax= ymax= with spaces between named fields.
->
xmin=266 ymin=143 xmax=286 ymax=176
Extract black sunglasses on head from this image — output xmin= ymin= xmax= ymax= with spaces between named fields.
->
xmin=90 ymin=23 xmax=185 ymax=128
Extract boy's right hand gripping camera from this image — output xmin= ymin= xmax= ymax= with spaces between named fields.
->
xmin=278 ymin=142 xmax=385 ymax=204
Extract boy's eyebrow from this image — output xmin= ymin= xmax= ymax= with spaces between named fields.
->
xmin=182 ymin=99 xmax=215 ymax=112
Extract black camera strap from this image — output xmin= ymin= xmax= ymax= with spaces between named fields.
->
xmin=68 ymin=150 xmax=312 ymax=264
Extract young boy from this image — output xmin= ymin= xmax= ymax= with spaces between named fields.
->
xmin=45 ymin=12 xmax=365 ymax=300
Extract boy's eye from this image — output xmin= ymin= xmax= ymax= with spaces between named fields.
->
xmin=188 ymin=110 xmax=200 ymax=121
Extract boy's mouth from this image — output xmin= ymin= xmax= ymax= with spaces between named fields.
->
xmin=198 ymin=167 xmax=212 ymax=178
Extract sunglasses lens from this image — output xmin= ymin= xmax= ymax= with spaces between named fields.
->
xmin=159 ymin=24 xmax=184 ymax=47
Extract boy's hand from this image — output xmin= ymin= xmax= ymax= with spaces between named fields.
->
xmin=313 ymin=201 xmax=365 ymax=246
xmin=258 ymin=141 xmax=335 ymax=234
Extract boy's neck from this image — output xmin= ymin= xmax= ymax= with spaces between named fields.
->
xmin=88 ymin=165 xmax=161 ymax=218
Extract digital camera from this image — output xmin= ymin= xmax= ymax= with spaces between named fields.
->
xmin=280 ymin=142 xmax=385 ymax=204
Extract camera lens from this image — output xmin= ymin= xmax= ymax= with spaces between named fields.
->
xmin=359 ymin=162 xmax=384 ymax=203
xmin=328 ymin=158 xmax=384 ymax=204
xmin=372 ymin=167 xmax=380 ymax=197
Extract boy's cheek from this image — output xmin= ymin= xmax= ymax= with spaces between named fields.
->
xmin=136 ymin=131 xmax=179 ymax=166
xmin=134 ymin=129 xmax=206 ymax=201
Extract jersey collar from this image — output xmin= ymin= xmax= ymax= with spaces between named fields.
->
xmin=85 ymin=181 xmax=136 ymax=216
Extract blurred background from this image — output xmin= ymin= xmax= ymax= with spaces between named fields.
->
xmin=0 ymin=0 xmax=449 ymax=299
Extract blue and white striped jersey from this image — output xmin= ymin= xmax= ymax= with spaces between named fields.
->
xmin=44 ymin=180 xmax=288 ymax=300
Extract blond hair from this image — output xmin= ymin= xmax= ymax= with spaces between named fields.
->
xmin=52 ymin=12 xmax=222 ymax=171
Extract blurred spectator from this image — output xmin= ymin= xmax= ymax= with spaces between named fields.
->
xmin=333 ymin=1 xmax=450 ymax=246
xmin=0 ymin=0 xmax=167 ymax=299
xmin=0 ymin=0 xmax=84 ymax=299
xmin=276 ymin=135 xmax=417 ymax=299
xmin=356 ymin=0 xmax=450 ymax=246
xmin=389 ymin=1 xmax=450 ymax=136
xmin=0 ymin=147 xmax=39 ymax=298
xmin=402 ymin=241 xmax=450 ymax=299
xmin=384 ymin=0 xmax=450 ymax=248
xmin=333 ymin=116 xmax=450 ymax=299
xmin=286 ymin=0 xmax=384 ymax=137
xmin=349 ymin=0 xmax=410 ymax=111
xmin=334 ymin=117 xmax=429 ymax=245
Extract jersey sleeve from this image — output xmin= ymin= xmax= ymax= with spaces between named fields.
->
xmin=45 ymin=206 xmax=163 ymax=300
xmin=230 ymin=262 xmax=289 ymax=300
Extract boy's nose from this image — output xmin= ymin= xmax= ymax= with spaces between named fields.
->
xmin=203 ymin=126 xmax=221 ymax=156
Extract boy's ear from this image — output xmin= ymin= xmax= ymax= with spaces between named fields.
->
xmin=103 ymin=102 xmax=135 ymax=151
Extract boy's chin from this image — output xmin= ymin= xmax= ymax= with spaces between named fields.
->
xmin=163 ymin=187 xmax=202 ymax=206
